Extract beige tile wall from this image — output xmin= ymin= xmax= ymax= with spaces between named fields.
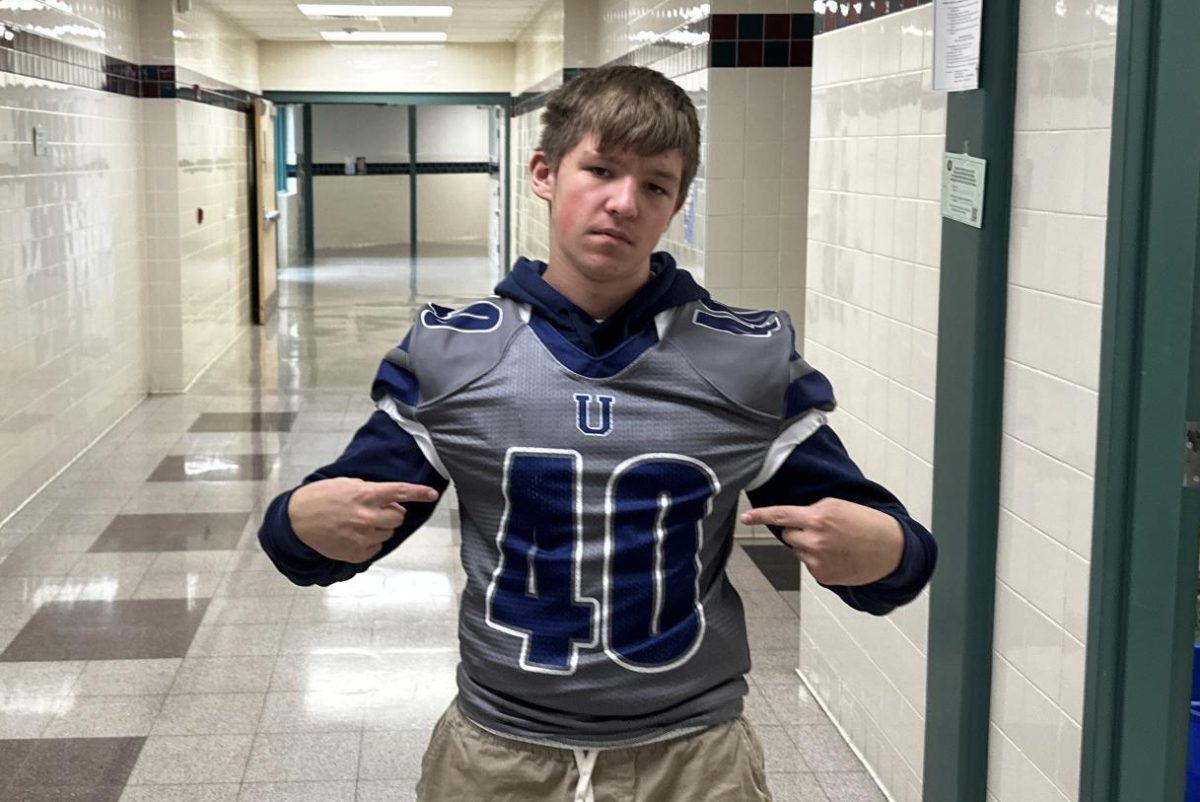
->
xmin=510 ymin=0 xmax=564 ymax=264
xmin=514 ymin=0 xmax=564 ymax=92
xmin=141 ymin=0 xmax=257 ymax=392
xmin=0 ymin=0 xmax=143 ymax=61
xmin=988 ymin=2 xmax=1117 ymax=800
xmin=258 ymin=41 xmax=515 ymax=93
xmin=173 ymin=0 xmax=260 ymax=93
xmin=702 ymin=67 xmax=810 ymax=322
xmin=802 ymin=6 xmax=943 ymax=801
xmin=512 ymin=108 xmax=551 ymax=263
xmin=0 ymin=7 xmax=149 ymax=520
xmin=176 ymin=100 xmax=252 ymax=387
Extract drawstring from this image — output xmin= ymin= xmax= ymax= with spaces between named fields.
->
xmin=571 ymin=748 xmax=598 ymax=802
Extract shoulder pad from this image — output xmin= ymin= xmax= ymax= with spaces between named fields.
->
xmin=374 ymin=297 xmax=526 ymax=410
xmin=666 ymin=299 xmax=833 ymax=420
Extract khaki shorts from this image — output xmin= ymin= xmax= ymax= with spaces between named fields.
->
xmin=415 ymin=701 xmax=774 ymax=802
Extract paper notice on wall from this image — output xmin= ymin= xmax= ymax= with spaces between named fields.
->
xmin=941 ymin=152 xmax=987 ymax=228
xmin=933 ymin=0 xmax=983 ymax=92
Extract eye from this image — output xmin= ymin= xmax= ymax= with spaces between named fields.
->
xmin=648 ymin=184 xmax=668 ymax=196
xmin=587 ymin=166 xmax=610 ymax=177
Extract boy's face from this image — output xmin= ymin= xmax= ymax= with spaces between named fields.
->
xmin=530 ymin=133 xmax=684 ymax=291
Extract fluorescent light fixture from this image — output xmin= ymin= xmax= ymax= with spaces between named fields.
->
xmin=299 ymin=4 xmax=452 ymax=16
xmin=321 ymin=30 xmax=447 ymax=42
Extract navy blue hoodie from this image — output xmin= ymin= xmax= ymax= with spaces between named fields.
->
xmin=259 ymin=252 xmax=936 ymax=614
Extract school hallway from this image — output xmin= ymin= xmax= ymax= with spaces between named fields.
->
xmin=3 ymin=0 xmax=1199 ymax=800
xmin=0 ymin=253 xmax=875 ymax=801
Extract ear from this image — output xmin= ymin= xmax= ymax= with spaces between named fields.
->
xmin=529 ymin=150 xmax=555 ymax=203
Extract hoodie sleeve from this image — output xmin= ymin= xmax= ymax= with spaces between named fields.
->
xmin=746 ymin=424 xmax=937 ymax=616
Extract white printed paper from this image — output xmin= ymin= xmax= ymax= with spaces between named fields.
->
xmin=933 ymin=0 xmax=983 ymax=92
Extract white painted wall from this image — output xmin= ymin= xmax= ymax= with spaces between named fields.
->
xmin=803 ymin=7 xmax=943 ymax=801
xmin=988 ymin=2 xmax=1117 ymax=800
xmin=313 ymin=104 xmax=490 ymax=249
xmin=314 ymin=105 xmax=411 ymax=163
xmin=415 ymin=105 xmax=491 ymax=245
xmin=417 ymin=105 xmax=490 ymax=162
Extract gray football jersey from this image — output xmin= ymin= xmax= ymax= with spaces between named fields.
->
xmin=373 ymin=296 xmax=829 ymax=747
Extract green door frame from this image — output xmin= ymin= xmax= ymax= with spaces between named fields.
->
xmin=263 ymin=91 xmax=515 ymax=267
xmin=920 ymin=1 xmax=1021 ymax=799
xmin=1079 ymin=0 xmax=1200 ymax=799
xmin=408 ymin=105 xmax=418 ymax=262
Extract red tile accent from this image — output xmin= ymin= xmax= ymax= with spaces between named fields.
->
xmin=790 ymin=40 xmax=813 ymax=67
xmin=765 ymin=14 xmax=790 ymax=39
xmin=737 ymin=41 xmax=764 ymax=67
xmin=711 ymin=14 xmax=737 ymax=40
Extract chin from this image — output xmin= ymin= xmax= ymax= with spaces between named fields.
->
xmin=580 ymin=257 xmax=647 ymax=283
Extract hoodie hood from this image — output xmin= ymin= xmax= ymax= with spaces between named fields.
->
xmin=494 ymin=251 xmax=709 ymax=357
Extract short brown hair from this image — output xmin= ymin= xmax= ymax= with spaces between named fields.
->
xmin=538 ymin=65 xmax=701 ymax=204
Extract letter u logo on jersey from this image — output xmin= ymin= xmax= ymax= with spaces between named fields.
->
xmin=574 ymin=394 xmax=614 ymax=436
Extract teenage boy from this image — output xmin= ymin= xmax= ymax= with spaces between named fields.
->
xmin=260 ymin=64 xmax=936 ymax=802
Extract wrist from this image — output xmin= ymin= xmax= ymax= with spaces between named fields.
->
xmin=285 ymin=485 xmax=320 ymax=553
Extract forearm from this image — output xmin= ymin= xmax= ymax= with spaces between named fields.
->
xmin=747 ymin=425 xmax=937 ymax=615
xmin=258 ymin=410 xmax=449 ymax=586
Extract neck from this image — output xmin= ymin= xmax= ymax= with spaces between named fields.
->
xmin=542 ymin=257 xmax=652 ymax=320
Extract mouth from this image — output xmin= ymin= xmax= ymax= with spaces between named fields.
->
xmin=590 ymin=228 xmax=634 ymax=245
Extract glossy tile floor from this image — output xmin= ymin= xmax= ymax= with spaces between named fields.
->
xmin=0 ymin=248 xmax=883 ymax=801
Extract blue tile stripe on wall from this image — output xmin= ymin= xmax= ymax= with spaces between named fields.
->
xmin=812 ymin=0 xmax=933 ymax=34
xmin=0 ymin=24 xmax=256 ymax=111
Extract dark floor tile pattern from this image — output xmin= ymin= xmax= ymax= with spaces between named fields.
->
xmin=1 ymin=599 xmax=210 ymax=661
xmin=0 ymin=737 xmax=144 ymax=802
xmin=90 ymin=513 xmax=250 ymax=552
xmin=743 ymin=544 xmax=801 ymax=591
xmin=148 ymin=454 xmax=276 ymax=482
xmin=188 ymin=412 xmax=298 ymax=432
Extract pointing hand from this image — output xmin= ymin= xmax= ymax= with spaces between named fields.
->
xmin=288 ymin=477 xmax=440 ymax=563
xmin=740 ymin=498 xmax=903 ymax=586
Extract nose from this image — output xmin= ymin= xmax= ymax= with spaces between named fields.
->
xmin=605 ymin=176 xmax=638 ymax=219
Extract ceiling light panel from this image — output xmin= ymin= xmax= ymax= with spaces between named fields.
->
xmin=299 ymin=4 xmax=452 ymax=17
xmin=320 ymin=30 xmax=448 ymax=41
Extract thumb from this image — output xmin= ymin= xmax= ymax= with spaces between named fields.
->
xmin=740 ymin=505 xmax=813 ymax=529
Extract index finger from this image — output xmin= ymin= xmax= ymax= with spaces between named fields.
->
xmin=740 ymin=505 xmax=812 ymax=529
xmin=363 ymin=481 xmax=440 ymax=504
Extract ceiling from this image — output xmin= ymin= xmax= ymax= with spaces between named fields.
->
xmin=205 ymin=0 xmax=547 ymax=43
